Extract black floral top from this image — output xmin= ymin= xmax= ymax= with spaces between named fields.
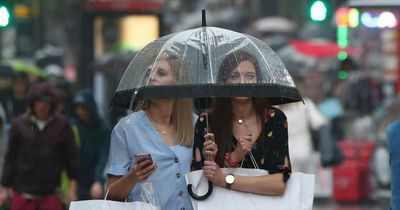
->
xmin=192 ymin=107 xmax=292 ymax=182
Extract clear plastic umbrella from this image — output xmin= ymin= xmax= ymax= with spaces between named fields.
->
xmin=110 ymin=26 xmax=302 ymax=110
xmin=111 ymin=15 xmax=303 ymax=200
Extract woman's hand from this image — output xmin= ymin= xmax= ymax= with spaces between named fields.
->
xmin=203 ymin=160 xmax=226 ymax=187
xmin=203 ymin=133 xmax=217 ymax=160
xmin=231 ymin=134 xmax=252 ymax=163
xmin=90 ymin=182 xmax=104 ymax=199
xmin=132 ymin=157 xmax=157 ymax=182
xmin=68 ymin=180 xmax=78 ymax=202
xmin=0 ymin=187 xmax=10 ymax=207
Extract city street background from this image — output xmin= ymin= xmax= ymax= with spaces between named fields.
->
xmin=0 ymin=0 xmax=398 ymax=209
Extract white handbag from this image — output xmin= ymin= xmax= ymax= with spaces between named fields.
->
xmin=69 ymin=200 xmax=160 ymax=210
xmin=185 ymin=154 xmax=315 ymax=210
xmin=69 ymin=183 xmax=160 ymax=210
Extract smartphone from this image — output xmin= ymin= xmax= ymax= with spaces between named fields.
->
xmin=135 ymin=153 xmax=153 ymax=169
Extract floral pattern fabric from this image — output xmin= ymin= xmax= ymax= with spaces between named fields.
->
xmin=192 ymin=107 xmax=291 ymax=182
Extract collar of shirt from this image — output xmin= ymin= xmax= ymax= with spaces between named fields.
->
xmin=29 ymin=115 xmax=53 ymax=131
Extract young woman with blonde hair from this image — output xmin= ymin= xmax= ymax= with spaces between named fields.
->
xmin=107 ymin=55 xmax=195 ymax=210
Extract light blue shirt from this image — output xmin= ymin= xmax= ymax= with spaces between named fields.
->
xmin=107 ymin=110 xmax=196 ymax=210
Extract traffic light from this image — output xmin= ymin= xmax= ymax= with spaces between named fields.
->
xmin=309 ymin=0 xmax=329 ymax=22
xmin=0 ymin=3 xmax=11 ymax=28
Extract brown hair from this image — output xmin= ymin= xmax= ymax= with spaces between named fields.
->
xmin=28 ymin=82 xmax=57 ymax=116
xmin=211 ymin=97 xmax=269 ymax=166
xmin=212 ymin=50 xmax=268 ymax=166
xmin=217 ymin=50 xmax=262 ymax=84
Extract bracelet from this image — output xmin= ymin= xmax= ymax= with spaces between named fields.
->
xmin=224 ymin=152 xmax=239 ymax=167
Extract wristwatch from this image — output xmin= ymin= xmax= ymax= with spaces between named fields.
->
xmin=225 ymin=174 xmax=235 ymax=189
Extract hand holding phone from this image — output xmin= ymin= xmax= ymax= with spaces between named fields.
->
xmin=135 ymin=153 xmax=153 ymax=170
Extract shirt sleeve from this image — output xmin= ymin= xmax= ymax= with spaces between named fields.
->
xmin=107 ymin=124 xmax=132 ymax=176
xmin=267 ymin=108 xmax=291 ymax=182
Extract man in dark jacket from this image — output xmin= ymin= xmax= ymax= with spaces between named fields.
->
xmin=71 ymin=89 xmax=111 ymax=200
xmin=0 ymin=82 xmax=79 ymax=210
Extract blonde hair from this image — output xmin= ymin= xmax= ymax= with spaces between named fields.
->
xmin=135 ymin=54 xmax=194 ymax=146
xmin=172 ymin=99 xmax=194 ymax=146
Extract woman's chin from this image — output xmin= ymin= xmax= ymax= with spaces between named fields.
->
xmin=232 ymin=97 xmax=251 ymax=102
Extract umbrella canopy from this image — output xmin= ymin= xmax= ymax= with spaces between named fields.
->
xmin=298 ymin=23 xmax=336 ymax=41
xmin=290 ymin=39 xmax=359 ymax=58
xmin=277 ymin=39 xmax=360 ymax=77
xmin=111 ymin=26 xmax=302 ymax=110
xmin=8 ymin=60 xmax=47 ymax=78
xmin=252 ymin=16 xmax=297 ymax=33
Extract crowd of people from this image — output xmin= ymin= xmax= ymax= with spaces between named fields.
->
xmin=0 ymin=77 xmax=111 ymax=210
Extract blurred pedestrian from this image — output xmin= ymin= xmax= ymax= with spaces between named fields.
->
xmin=53 ymin=78 xmax=73 ymax=118
xmin=332 ymin=57 xmax=382 ymax=140
xmin=70 ymin=89 xmax=111 ymax=200
xmin=386 ymin=119 xmax=400 ymax=210
xmin=0 ymin=82 xmax=79 ymax=210
xmin=277 ymin=74 xmax=326 ymax=173
xmin=278 ymin=98 xmax=327 ymax=173
xmin=6 ymin=74 xmax=29 ymax=122
xmin=0 ymin=102 xmax=7 ymax=176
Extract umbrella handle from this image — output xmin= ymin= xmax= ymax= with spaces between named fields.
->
xmin=187 ymin=181 xmax=213 ymax=200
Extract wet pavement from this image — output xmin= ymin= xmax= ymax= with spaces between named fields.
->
xmin=313 ymin=191 xmax=391 ymax=210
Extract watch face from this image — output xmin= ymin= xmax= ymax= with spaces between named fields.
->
xmin=225 ymin=174 xmax=235 ymax=184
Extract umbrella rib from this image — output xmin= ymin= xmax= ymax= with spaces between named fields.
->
xmin=245 ymin=35 xmax=287 ymax=99
xmin=206 ymin=28 xmax=214 ymax=82
xmin=178 ymin=29 xmax=198 ymax=83
xmin=200 ymin=27 xmax=211 ymax=83
xmin=143 ymin=32 xmax=188 ymax=87
xmin=244 ymin=35 xmax=276 ymax=84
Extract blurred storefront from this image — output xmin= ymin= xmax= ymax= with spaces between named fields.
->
xmin=331 ymin=0 xmax=399 ymax=201
xmin=337 ymin=0 xmax=400 ymax=103
xmin=80 ymin=0 xmax=163 ymax=120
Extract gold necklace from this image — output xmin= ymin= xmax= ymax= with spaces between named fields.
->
xmin=147 ymin=111 xmax=169 ymax=135
xmin=235 ymin=114 xmax=255 ymax=125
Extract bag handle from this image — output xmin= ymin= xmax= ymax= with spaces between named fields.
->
xmin=104 ymin=187 xmax=128 ymax=202
xmin=239 ymin=152 xmax=259 ymax=169
xmin=104 ymin=188 xmax=110 ymax=200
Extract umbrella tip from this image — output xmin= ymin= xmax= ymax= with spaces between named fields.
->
xmin=202 ymin=9 xmax=206 ymax=27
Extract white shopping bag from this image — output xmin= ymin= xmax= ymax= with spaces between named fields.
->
xmin=185 ymin=168 xmax=315 ymax=210
xmin=69 ymin=200 xmax=160 ymax=210
xmin=70 ymin=182 xmax=161 ymax=210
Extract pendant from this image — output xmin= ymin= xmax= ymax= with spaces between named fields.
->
xmin=157 ymin=130 xmax=167 ymax=135
xmin=238 ymin=119 xmax=243 ymax=124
